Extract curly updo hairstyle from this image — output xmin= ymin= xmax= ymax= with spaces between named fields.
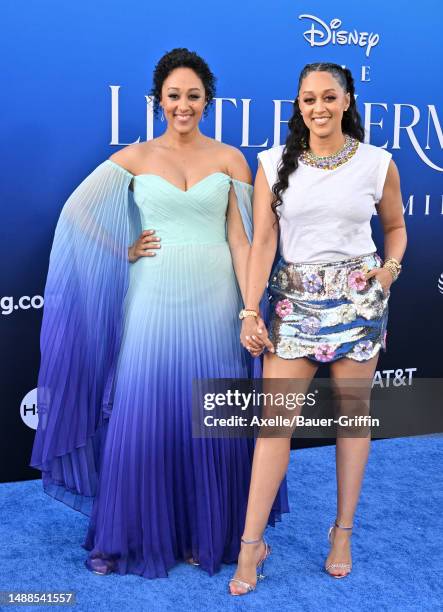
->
xmin=150 ymin=48 xmax=216 ymax=117
xmin=272 ymin=63 xmax=365 ymax=218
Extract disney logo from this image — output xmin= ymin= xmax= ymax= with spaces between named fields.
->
xmin=299 ymin=14 xmax=380 ymax=57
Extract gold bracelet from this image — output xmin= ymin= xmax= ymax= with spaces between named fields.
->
xmin=383 ymin=258 xmax=402 ymax=281
xmin=384 ymin=258 xmax=402 ymax=273
xmin=385 ymin=257 xmax=401 ymax=267
xmin=383 ymin=263 xmax=399 ymax=281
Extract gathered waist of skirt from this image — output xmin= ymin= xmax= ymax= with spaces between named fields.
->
xmin=269 ymin=252 xmax=383 ymax=299
xmin=279 ymin=251 xmax=379 ymax=270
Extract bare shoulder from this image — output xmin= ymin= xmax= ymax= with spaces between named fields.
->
xmin=108 ymin=141 xmax=156 ymax=174
xmin=216 ymin=142 xmax=252 ymax=184
xmin=387 ymin=158 xmax=399 ymax=174
xmin=384 ymin=159 xmax=401 ymax=188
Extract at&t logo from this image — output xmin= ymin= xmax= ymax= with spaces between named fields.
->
xmin=373 ymin=368 xmax=417 ymax=388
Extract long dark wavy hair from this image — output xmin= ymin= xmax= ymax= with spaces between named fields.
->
xmin=272 ymin=63 xmax=365 ymax=218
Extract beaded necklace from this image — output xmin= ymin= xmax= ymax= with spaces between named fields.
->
xmin=299 ymin=134 xmax=359 ymax=170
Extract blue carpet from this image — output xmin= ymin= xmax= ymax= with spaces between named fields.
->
xmin=1 ymin=436 xmax=441 ymax=612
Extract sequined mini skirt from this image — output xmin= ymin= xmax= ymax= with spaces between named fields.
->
xmin=268 ymin=253 xmax=389 ymax=363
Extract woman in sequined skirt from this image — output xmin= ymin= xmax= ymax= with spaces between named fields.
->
xmin=228 ymin=63 xmax=407 ymax=595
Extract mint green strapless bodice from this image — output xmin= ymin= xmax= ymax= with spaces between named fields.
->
xmin=133 ymin=172 xmax=231 ymax=245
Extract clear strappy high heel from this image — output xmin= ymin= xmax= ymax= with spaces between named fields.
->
xmin=228 ymin=537 xmax=271 ymax=596
xmin=325 ymin=521 xmax=353 ymax=578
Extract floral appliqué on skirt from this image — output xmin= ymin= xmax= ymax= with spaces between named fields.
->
xmin=268 ymin=253 xmax=389 ymax=363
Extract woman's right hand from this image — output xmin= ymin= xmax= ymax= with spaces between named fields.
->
xmin=128 ymin=230 xmax=161 ymax=263
xmin=240 ymin=316 xmax=274 ymax=356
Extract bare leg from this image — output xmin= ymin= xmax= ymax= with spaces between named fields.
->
xmin=229 ymin=354 xmax=318 ymax=595
xmin=325 ymin=354 xmax=379 ymax=577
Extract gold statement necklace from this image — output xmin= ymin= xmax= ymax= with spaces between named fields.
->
xmin=299 ymin=134 xmax=359 ymax=170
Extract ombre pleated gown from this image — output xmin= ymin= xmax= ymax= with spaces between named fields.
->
xmin=30 ymin=160 xmax=288 ymax=579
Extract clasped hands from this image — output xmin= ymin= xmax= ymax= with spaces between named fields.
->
xmin=240 ymin=316 xmax=275 ymax=357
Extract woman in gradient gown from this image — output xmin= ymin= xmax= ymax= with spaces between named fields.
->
xmin=30 ymin=48 xmax=288 ymax=579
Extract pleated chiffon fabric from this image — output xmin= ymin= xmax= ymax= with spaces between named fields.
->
xmin=30 ymin=160 xmax=289 ymax=579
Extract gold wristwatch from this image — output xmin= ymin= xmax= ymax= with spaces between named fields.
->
xmin=239 ymin=309 xmax=258 ymax=320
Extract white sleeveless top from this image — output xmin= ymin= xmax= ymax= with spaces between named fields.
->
xmin=257 ymin=142 xmax=392 ymax=263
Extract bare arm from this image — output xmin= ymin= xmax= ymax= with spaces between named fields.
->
xmin=226 ymin=148 xmax=253 ymax=302
xmin=244 ymin=163 xmax=279 ymax=311
xmin=367 ymin=160 xmax=407 ymax=290
xmin=377 ymin=160 xmax=407 ymax=262
xmin=239 ymin=163 xmax=278 ymax=354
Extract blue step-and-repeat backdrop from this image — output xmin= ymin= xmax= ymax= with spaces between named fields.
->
xmin=1 ymin=0 xmax=442 ymax=482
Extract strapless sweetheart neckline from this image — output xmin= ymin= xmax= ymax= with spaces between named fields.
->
xmin=133 ymin=171 xmax=230 ymax=194
xmin=106 ymin=160 xmax=252 ymax=194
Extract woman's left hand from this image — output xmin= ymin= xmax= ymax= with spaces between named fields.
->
xmin=365 ymin=267 xmax=393 ymax=296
